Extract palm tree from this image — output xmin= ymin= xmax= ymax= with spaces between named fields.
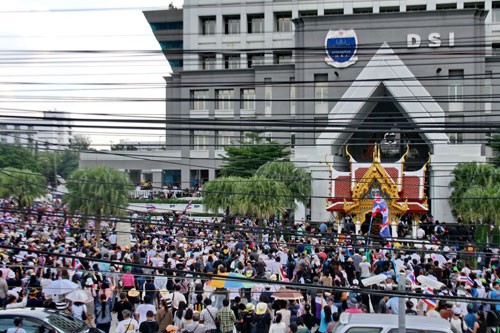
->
xmin=0 ymin=167 xmax=47 ymax=208
xmin=449 ymin=162 xmax=498 ymax=210
xmin=202 ymin=176 xmax=244 ymax=215
xmin=203 ymin=175 xmax=290 ymax=219
xmin=233 ymin=175 xmax=290 ymax=218
xmin=255 ymin=161 xmax=312 ymax=207
xmin=66 ymin=166 xmax=131 ymax=244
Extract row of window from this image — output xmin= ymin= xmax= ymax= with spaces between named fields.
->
xmin=200 ymin=52 xmax=292 ymax=70
xmin=199 ymin=2 xmax=499 ymax=36
xmin=190 ymin=130 xmax=295 ymax=150
xmin=201 ymin=13 xmax=293 ymax=35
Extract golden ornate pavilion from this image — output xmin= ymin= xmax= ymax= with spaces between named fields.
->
xmin=326 ymin=145 xmax=429 ymax=227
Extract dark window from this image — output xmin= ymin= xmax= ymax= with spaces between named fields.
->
xmin=324 ymin=8 xmax=344 ymax=15
xmin=159 ymin=40 xmax=183 ymax=49
xmin=247 ymin=14 xmax=265 ymax=33
xmin=464 ymin=2 xmax=485 ymax=9
xmin=274 ymin=51 xmax=292 ymax=64
xmin=353 ymin=7 xmax=373 ymax=13
xmin=200 ymin=16 xmax=216 ymax=35
xmin=247 ymin=53 xmax=265 ymax=68
xmin=169 ymin=59 xmax=183 ymax=68
xmin=380 ymin=6 xmax=400 ymax=13
xmin=150 ymin=21 xmax=183 ymax=31
xmin=224 ymin=15 xmax=240 ymax=34
xmin=436 ymin=3 xmax=457 ymax=10
xmin=299 ymin=10 xmax=317 ymax=17
xmin=275 ymin=12 xmax=292 ymax=32
xmin=406 ymin=5 xmax=426 ymax=11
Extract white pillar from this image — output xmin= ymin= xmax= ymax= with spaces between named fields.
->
xmin=412 ymin=219 xmax=419 ymax=239
xmin=355 ymin=218 xmax=361 ymax=235
xmin=391 ymin=220 xmax=398 ymax=238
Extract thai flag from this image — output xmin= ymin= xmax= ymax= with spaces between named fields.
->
xmin=423 ymin=288 xmax=437 ymax=307
xmin=62 ymin=219 xmax=70 ymax=236
xmin=73 ymin=258 xmax=83 ymax=270
xmin=279 ymin=266 xmax=289 ymax=282
xmin=431 ymin=234 xmax=439 ymax=243
xmin=146 ymin=204 xmax=156 ymax=213
xmin=459 ymin=275 xmax=474 ymax=287
xmin=407 ymin=272 xmax=417 ymax=286
xmin=372 ymin=195 xmax=391 ymax=238
xmin=177 ymin=200 xmax=193 ymax=222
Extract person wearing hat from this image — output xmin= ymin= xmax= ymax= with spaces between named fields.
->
xmin=254 ymin=302 xmax=271 ymax=333
xmin=449 ymin=307 xmax=467 ymax=333
xmin=156 ymin=298 xmax=173 ymax=333
xmin=217 ymin=299 xmax=237 ymax=333
xmin=240 ymin=303 xmax=256 ymax=333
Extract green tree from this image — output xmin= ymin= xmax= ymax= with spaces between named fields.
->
xmin=0 ymin=167 xmax=47 ymax=207
xmin=256 ymin=161 xmax=311 ymax=207
xmin=202 ymin=176 xmax=243 ymax=215
xmin=233 ymin=175 xmax=290 ymax=218
xmin=449 ymin=162 xmax=500 ymax=244
xmin=487 ymin=134 xmax=500 ymax=167
xmin=58 ymin=150 xmax=79 ymax=180
xmin=449 ymin=162 xmax=498 ymax=210
xmin=0 ymin=145 xmax=40 ymax=172
xmin=220 ymin=133 xmax=290 ymax=177
xmin=66 ymin=166 xmax=132 ymax=244
xmin=69 ymin=135 xmax=92 ymax=151
xmin=203 ymin=175 xmax=290 ymax=219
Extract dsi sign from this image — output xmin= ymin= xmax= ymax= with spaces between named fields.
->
xmin=325 ymin=29 xmax=358 ymax=68
xmin=407 ymin=32 xmax=455 ymax=48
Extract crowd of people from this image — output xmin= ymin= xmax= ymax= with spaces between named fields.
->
xmin=0 ymin=200 xmax=499 ymax=333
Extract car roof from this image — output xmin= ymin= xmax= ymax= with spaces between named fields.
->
xmin=0 ymin=308 xmax=61 ymax=319
xmin=341 ymin=313 xmax=450 ymax=329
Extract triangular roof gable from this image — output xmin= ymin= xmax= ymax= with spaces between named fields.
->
xmin=317 ymin=43 xmax=449 ymax=148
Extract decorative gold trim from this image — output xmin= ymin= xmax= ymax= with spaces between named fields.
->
xmin=345 ymin=145 xmax=355 ymax=163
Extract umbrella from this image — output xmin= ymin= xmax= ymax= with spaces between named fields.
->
xmin=272 ymin=288 xmax=304 ymax=300
xmin=431 ymin=253 xmax=447 ymax=267
xmin=42 ymin=279 xmax=79 ymax=295
xmin=65 ymin=289 xmax=94 ymax=303
xmin=206 ymin=273 xmax=254 ymax=289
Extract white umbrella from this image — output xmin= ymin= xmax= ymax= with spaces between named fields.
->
xmin=65 ymin=289 xmax=93 ymax=303
xmin=431 ymin=253 xmax=447 ymax=267
xmin=42 ymin=279 xmax=79 ymax=295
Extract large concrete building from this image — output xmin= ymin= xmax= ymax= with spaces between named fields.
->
xmin=82 ymin=0 xmax=500 ymax=223
xmin=0 ymin=111 xmax=73 ymax=151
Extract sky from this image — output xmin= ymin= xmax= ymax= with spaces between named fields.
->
xmin=0 ymin=0 xmax=183 ymax=149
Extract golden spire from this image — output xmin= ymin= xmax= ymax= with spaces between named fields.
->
xmin=373 ymin=144 xmax=381 ymax=163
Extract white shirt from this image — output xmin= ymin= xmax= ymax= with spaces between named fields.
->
xmin=116 ymin=317 xmax=139 ymax=333
xmin=135 ymin=303 xmax=156 ymax=324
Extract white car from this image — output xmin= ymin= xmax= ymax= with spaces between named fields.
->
xmin=333 ymin=313 xmax=452 ymax=333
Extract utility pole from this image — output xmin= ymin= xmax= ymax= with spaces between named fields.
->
xmin=398 ymin=271 xmax=406 ymax=333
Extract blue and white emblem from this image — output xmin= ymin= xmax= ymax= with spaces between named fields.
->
xmin=324 ymin=29 xmax=358 ymax=68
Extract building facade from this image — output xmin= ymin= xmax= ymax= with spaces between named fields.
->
xmin=0 ymin=111 xmax=73 ymax=151
xmin=82 ymin=0 xmax=500 ymax=223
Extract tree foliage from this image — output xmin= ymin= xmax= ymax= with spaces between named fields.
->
xmin=449 ymin=162 xmax=500 ymax=226
xmin=0 ymin=167 xmax=47 ymax=207
xmin=0 ymin=145 xmax=40 ymax=172
xmin=66 ymin=166 xmax=132 ymax=243
xmin=256 ymin=161 xmax=311 ymax=206
xmin=219 ymin=133 xmax=290 ymax=177
xmin=488 ymin=134 xmax=500 ymax=167
xmin=202 ymin=175 xmax=290 ymax=218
